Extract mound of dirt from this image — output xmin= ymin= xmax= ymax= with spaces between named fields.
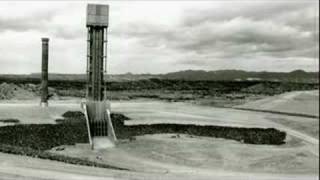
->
xmin=0 ymin=83 xmax=37 ymax=100
xmin=0 ymin=82 xmax=59 ymax=100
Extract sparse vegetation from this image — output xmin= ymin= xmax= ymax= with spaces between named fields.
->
xmin=0 ymin=77 xmax=318 ymax=107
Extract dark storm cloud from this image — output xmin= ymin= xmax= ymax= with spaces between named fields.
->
xmin=113 ymin=1 xmax=318 ymax=68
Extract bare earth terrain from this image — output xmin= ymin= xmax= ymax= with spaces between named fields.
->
xmin=235 ymin=90 xmax=319 ymax=118
xmin=0 ymin=90 xmax=318 ymax=179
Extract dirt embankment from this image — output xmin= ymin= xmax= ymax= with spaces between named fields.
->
xmin=0 ymin=111 xmax=286 ymax=151
xmin=0 ymin=112 xmax=129 ymax=170
xmin=0 ymin=83 xmax=37 ymax=100
xmin=1 ymin=79 xmax=318 ymax=102
xmin=0 ymin=110 xmax=286 ymax=170
xmin=0 ymin=82 xmax=59 ymax=100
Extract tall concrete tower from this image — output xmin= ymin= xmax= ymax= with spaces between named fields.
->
xmin=86 ymin=4 xmax=108 ymax=101
xmin=84 ymin=4 xmax=116 ymax=149
xmin=40 ymin=38 xmax=49 ymax=107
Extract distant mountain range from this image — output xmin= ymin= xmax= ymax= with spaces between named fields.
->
xmin=162 ymin=69 xmax=319 ymax=82
xmin=0 ymin=69 xmax=318 ymax=83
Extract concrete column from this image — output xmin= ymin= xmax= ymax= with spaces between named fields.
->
xmin=86 ymin=4 xmax=109 ymax=101
xmin=40 ymin=38 xmax=49 ymax=107
xmin=88 ymin=28 xmax=104 ymax=101
xmin=85 ymin=4 xmax=113 ymax=149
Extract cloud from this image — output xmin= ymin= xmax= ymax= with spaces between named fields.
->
xmin=0 ymin=2 xmax=85 ymax=40
xmin=0 ymin=1 xmax=318 ymax=74
xmin=182 ymin=1 xmax=315 ymax=26
xmin=113 ymin=1 xmax=318 ymax=72
xmin=0 ymin=13 xmax=53 ymax=32
xmin=0 ymin=3 xmax=60 ymax=33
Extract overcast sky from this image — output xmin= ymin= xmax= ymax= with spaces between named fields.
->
xmin=0 ymin=1 xmax=318 ymax=74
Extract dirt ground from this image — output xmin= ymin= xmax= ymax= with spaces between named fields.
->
xmin=48 ymin=133 xmax=318 ymax=175
xmin=235 ymin=90 xmax=319 ymax=117
xmin=0 ymin=90 xmax=318 ymax=179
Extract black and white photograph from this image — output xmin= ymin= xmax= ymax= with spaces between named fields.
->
xmin=0 ymin=1 xmax=319 ymax=179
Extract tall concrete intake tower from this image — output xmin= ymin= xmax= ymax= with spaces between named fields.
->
xmin=86 ymin=4 xmax=108 ymax=100
xmin=83 ymin=4 xmax=116 ymax=149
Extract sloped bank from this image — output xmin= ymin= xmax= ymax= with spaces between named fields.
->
xmin=0 ymin=111 xmax=286 ymax=149
xmin=61 ymin=111 xmax=286 ymax=145
xmin=111 ymin=113 xmax=286 ymax=145
xmin=0 ymin=112 xmax=128 ymax=170
xmin=0 ymin=111 xmax=286 ymax=169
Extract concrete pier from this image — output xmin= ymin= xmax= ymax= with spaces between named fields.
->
xmin=40 ymin=38 xmax=49 ymax=107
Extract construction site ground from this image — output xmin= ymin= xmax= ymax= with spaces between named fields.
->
xmin=0 ymin=90 xmax=318 ymax=180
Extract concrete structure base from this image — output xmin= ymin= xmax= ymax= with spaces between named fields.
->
xmin=92 ymin=137 xmax=115 ymax=149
